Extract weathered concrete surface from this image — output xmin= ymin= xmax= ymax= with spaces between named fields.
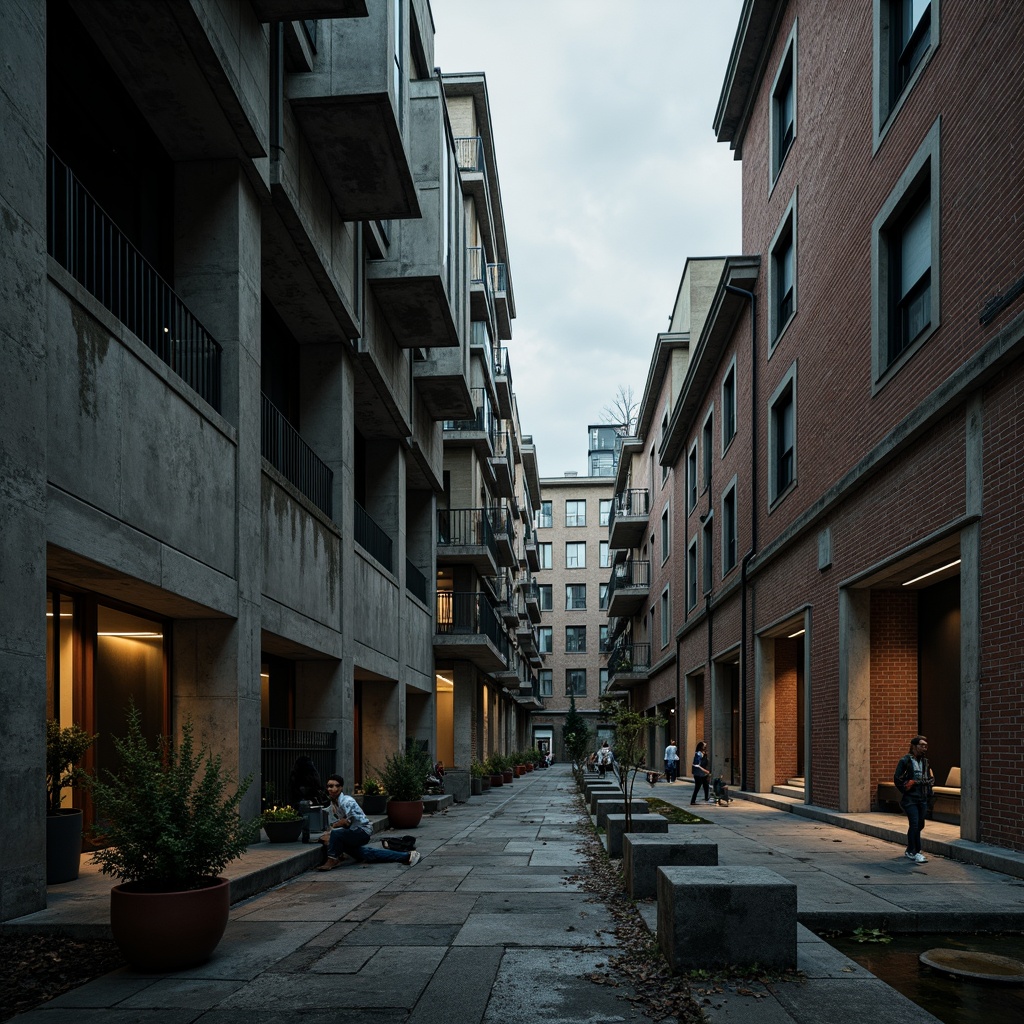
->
xmin=605 ymin=813 xmax=668 ymax=858
xmin=593 ymin=798 xmax=648 ymax=830
xmin=623 ymin=832 xmax=718 ymax=899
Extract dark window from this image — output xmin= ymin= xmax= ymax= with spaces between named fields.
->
xmin=723 ymin=487 xmax=737 ymax=573
xmin=772 ymin=384 xmax=795 ymax=498
xmin=565 ymin=584 xmax=586 ymax=610
xmin=723 ymin=365 xmax=736 ymax=447
xmin=599 ymin=583 xmax=609 ymax=611
xmin=565 ymin=669 xmax=586 ymax=697
xmin=538 ymin=627 xmax=553 ymax=654
xmin=891 ymin=0 xmax=931 ymax=107
xmin=538 ymin=585 xmax=553 ymax=611
xmin=888 ymin=192 xmax=931 ymax=365
xmin=538 ymin=670 xmax=553 ymax=697
xmin=773 ymin=222 xmax=795 ymax=336
xmin=702 ymin=517 xmax=714 ymax=594
xmin=702 ymin=412 xmax=714 ymax=489
xmin=538 ymin=501 xmax=552 ymax=528
xmin=773 ymin=49 xmax=795 ymax=171
xmin=687 ymin=540 xmax=698 ymax=610
xmin=566 ymin=626 xmax=586 ymax=653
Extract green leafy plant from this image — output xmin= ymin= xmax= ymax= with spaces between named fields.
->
xmin=599 ymin=696 xmax=667 ymax=828
xmin=361 ymin=777 xmax=383 ymax=796
xmin=86 ymin=704 xmax=254 ymax=891
xmin=851 ymin=927 xmax=892 ymax=944
xmin=562 ymin=696 xmax=593 ymax=774
xmin=377 ymin=747 xmax=429 ymax=802
xmin=261 ymin=805 xmax=301 ymax=823
xmin=46 ymin=720 xmax=98 ymax=813
xmin=470 ymin=759 xmax=488 ymax=779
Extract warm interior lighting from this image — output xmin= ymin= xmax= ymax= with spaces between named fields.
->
xmin=902 ymin=559 xmax=961 ymax=586
xmin=46 ymin=612 xmax=74 ymax=618
xmin=788 ymin=628 xmax=805 ymax=638
xmin=97 ymin=631 xmax=164 ymax=638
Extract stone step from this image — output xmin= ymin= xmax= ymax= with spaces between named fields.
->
xmin=772 ymin=784 xmax=806 ymax=799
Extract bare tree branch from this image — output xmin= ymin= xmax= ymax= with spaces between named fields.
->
xmin=601 ymin=384 xmax=639 ymax=436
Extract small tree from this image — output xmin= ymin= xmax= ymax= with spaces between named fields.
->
xmin=562 ymin=696 xmax=593 ymax=778
xmin=601 ymin=384 xmax=639 ymax=437
xmin=599 ymin=697 xmax=666 ymax=830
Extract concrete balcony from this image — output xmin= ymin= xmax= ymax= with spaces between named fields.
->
xmin=436 ymin=508 xmax=498 ymax=576
xmin=413 ymin=346 xmax=473 ymax=421
xmin=434 ymin=591 xmax=508 ymax=673
xmin=607 ymin=642 xmax=652 ymax=689
xmin=443 ymin=388 xmax=496 ymax=459
xmin=523 ymin=581 xmax=541 ymax=624
xmin=489 ymin=430 xmax=515 ymax=501
xmin=252 ymin=2 xmax=367 ymax=19
xmin=516 ymin=620 xmax=538 ymax=656
xmin=489 ymin=507 xmax=517 ymax=569
xmin=521 ymin=438 xmax=541 ymax=510
xmin=468 ymin=246 xmax=496 ymax=335
xmin=493 ymin=575 xmax=521 ymax=627
xmin=494 ymin=346 xmax=513 ymax=420
xmin=287 ymin=10 xmax=418 ymax=220
xmin=487 ymin=262 xmax=512 ymax=341
xmin=453 ymin=136 xmax=496 ymax=258
xmin=609 ymin=488 xmax=650 ymax=552
xmin=606 ymin=559 xmax=651 ymax=618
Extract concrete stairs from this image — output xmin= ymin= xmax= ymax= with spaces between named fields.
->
xmin=771 ymin=776 xmax=805 ymax=800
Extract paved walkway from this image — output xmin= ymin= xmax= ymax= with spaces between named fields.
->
xmin=8 ymin=769 xmax=1024 ymax=1023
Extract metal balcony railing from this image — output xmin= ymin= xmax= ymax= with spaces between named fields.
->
xmin=487 ymin=262 xmax=507 ymax=295
xmin=608 ymin=643 xmax=652 ymax=676
xmin=47 ymin=149 xmax=222 ymax=411
xmin=435 ymin=591 xmax=509 ymax=660
xmin=261 ymin=394 xmax=334 ymax=518
xmin=443 ymin=388 xmax=497 ymax=446
xmin=468 ymin=246 xmax=495 ymax=324
xmin=494 ymin=346 xmax=512 ymax=390
xmin=437 ymin=507 xmax=498 ymax=561
xmin=454 ymin=136 xmax=484 ymax=173
xmin=609 ymin=488 xmax=650 ymax=526
xmin=491 ymin=429 xmax=513 ymax=473
xmin=606 ymin=559 xmax=651 ymax=599
xmin=354 ymin=500 xmax=393 ymax=572
xmin=487 ymin=506 xmax=515 ymax=538
xmin=406 ymin=559 xmax=427 ymax=603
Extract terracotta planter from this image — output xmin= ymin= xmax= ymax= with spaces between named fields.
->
xmin=489 ymin=774 xmax=503 ymax=787
xmin=502 ymin=770 xmax=514 ymax=784
xmin=263 ymin=819 xmax=303 ymax=843
xmin=525 ymin=763 xmax=534 ymax=772
xmin=111 ymin=876 xmax=229 ymax=971
xmin=515 ymin=764 xmax=527 ymax=777
xmin=386 ymin=799 xmax=424 ymax=829
xmin=46 ymin=809 xmax=83 ymax=884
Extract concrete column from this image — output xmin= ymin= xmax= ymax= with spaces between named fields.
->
xmin=755 ymin=635 xmax=775 ymax=792
xmin=710 ymin=662 xmax=731 ymax=780
xmin=960 ymin=393 xmax=983 ymax=841
xmin=453 ymin=661 xmax=476 ymax=767
xmin=361 ymin=679 xmax=402 ymax=773
xmin=295 ymin=659 xmax=350 ymax=785
xmin=0 ymin=0 xmax=47 ymax=921
xmin=839 ymin=588 xmax=871 ymax=812
xmin=172 ymin=162 xmax=262 ymax=821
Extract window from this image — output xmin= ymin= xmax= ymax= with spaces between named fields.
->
xmin=538 ymin=543 xmax=552 ymax=569
xmin=599 ymin=541 xmax=611 ymax=568
xmin=872 ymin=119 xmax=940 ymax=382
xmin=599 ymin=583 xmax=609 ymax=611
xmin=538 ymin=501 xmax=552 ymax=528
xmin=874 ymin=0 xmax=938 ymax=144
xmin=702 ymin=515 xmax=714 ymax=594
xmin=722 ymin=360 xmax=737 ymax=450
xmin=599 ymin=498 xmax=612 ymax=527
xmin=565 ymin=542 xmax=586 ymax=568
xmin=566 ymin=626 xmax=586 ymax=653
xmin=687 ymin=538 xmax=698 ymax=610
xmin=599 ymin=668 xmax=610 ymax=694
xmin=722 ymin=480 xmax=737 ymax=574
xmin=770 ymin=192 xmax=797 ymax=343
xmin=661 ymin=507 xmax=670 ymax=563
xmin=565 ymin=499 xmax=586 ymax=527
xmin=660 ymin=587 xmax=670 ymax=648
xmin=565 ymin=584 xmax=586 ymax=610
xmin=769 ymin=364 xmax=797 ymax=504
xmin=538 ymin=584 xmax=553 ymax=611
xmin=565 ymin=669 xmax=586 ymax=696
xmin=661 ymin=411 xmax=670 ymax=483
xmin=538 ymin=669 xmax=553 ymax=697
xmin=687 ymin=442 xmax=698 ymax=511
xmin=701 ymin=409 xmax=713 ymax=490
xmin=599 ymin=624 xmax=610 ymax=653
xmin=770 ymin=23 xmax=797 ymax=186
xmin=538 ymin=626 xmax=553 ymax=654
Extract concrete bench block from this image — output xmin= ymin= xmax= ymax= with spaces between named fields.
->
xmin=422 ymin=794 xmax=453 ymax=814
xmin=605 ymin=813 xmax=667 ymax=858
xmin=657 ymin=866 xmax=797 ymax=970
xmin=588 ymin=787 xmax=622 ymax=814
xmin=594 ymin=799 xmax=648 ymax=830
xmin=623 ymin=833 xmax=718 ymax=899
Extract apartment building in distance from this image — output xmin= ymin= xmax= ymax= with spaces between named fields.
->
xmin=0 ymin=0 xmax=539 ymax=922
xmin=613 ymin=0 xmax=1024 ymax=857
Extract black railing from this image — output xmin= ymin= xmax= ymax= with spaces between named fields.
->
xmin=610 ymin=488 xmax=650 ymax=527
xmin=354 ymin=500 xmax=393 ymax=571
xmin=436 ymin=591 xmax=509 ymax=661
xmin=437 ymin=507 xmax=498 ymax=561
xmin=491 ymin=430 xmax=513 ymax=473
xmin=454 ymin=136 xmax=484 ymax=173
xmin=261 ymin=394 xmax=333 ymax=517
xmin=607 ymin=559 xmax=651 ymax=599
xmin=406 ymin=559 xmax=427 ymax=603
xmin=260 ymin=726 xmax=336 ymax=809
xmin=487 ymin=506 xmax=514 ymax=539
xmin=47 ymin=149 xmax=222 ymax=411
xmin=608 ymin=643 xmax=652 ymax=677
xmin=443 ymin=388 xmax=496 ymax=442
xmin=494 ymin=346 xmax=512 ymax=390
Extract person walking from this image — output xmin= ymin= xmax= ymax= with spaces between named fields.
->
xmin=690 ymin=741 xmax=711 ymax=804
xmin=663 ymin=740 xmax=679 ymax=784
xmin=317 ymin=775 xmax=421 ymax=870
xmin=893 ymin=736 xmax=934 ymax=863
xmin=597 ymin=741 xmax=613 ymax=777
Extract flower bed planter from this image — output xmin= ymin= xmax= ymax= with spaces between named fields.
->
xmin=263 ymin=819 xmax=303 ymax=843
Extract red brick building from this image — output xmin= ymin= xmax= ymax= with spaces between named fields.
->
xmin=610 ymin=0 xmax=1024 ymax=853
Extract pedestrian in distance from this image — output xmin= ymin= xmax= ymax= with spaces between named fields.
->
xmin=317 ymin=775 xmax=421 ymax=870
xmin=597 ymin=741 xmax=613 ymax=777
xmin=663 ymin=739 xmax=679 ymax=783
xmin=893 ymin=736 xmax=934 ymax=864
xmin=690 ymin=741 xmax=712 ymax=804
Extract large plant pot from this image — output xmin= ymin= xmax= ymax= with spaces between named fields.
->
xmin=489 ymin=774 xmax=503 ymax=788
xmin=471 ymin=777 xmax=483 ymax=796
xmin=514 ymin=764 xmax=526 ymax=777
xmin=46 ymin=809 xmax=83 ymax=884
xmin=502 ymin=770 xmax=514 ymax=784
xmin=111 ymin=876 xmax=230 ymax=971
xmin=481 ymin=775 xmax=491 ymax=790
xmin=362 ymin=794 xmax=388 ymax=815
xmin=525 ymin=763 xmax=534 ymax=772
xmin=386 ymin=799 xmax=423 ymax=829
xmin=263 ymin=819 xmax=303 ymax=843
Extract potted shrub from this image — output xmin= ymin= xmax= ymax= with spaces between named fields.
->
xmin=378 ymin=748 xmax=428 ymax=829
xmin=486 ymin=755 xmax=503 ymax=788
xmin=86 ymin=705 xmax=254 ymax=972
xmin=498 ymin=753 xmax=515 ymax=785
xmin=470 ymin=759 xmax=486 ymax=796
xmin=261 ymin=805 xmax=303 ymax=843
xmin=361 ymin=777 xmax=387 ymax=815
xmin=46 ymin=720 xmax=98 ymax=884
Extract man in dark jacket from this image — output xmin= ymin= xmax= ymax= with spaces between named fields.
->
xmin=893 ymin=736 xmax=933 ymax=864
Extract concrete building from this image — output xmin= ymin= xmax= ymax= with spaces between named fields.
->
xmin=0 ymin=0 xmax=538 ymax=922
xmin=613 ymin=0 xmax=1024 ymax=854
xmin=531 ymin=470 xmax=615 ymax=760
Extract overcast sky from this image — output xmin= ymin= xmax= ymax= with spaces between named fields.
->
xmin=432 ymin=0 xmax=745 ymax=479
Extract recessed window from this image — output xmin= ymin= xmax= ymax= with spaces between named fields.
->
xmin=599 ymin=624 xmax=610 ymax=653
xmin=565 ymin=625 xmax=586 ymax=653
xmin=660 ymin=587 xmax=671 ymax=648
xmin=599 ymin=668 xmax=610 ymax=694
xmin=770 ymin=191 xmax=798 ymax=344
xmin=538 ymin=669 xmax=552 ymax=697
xmin=722 ymin=360 xmax=737 ymax=451
xmin=661 ymin=507 xmax=670 ymax=563
xmin=538 ymin=584 xmax=552 ymax=611
xmin=769 ymin=363 xmax=797 ymax=505
xmin=538 ymin=501 xmax=552 ymax=528
xmin=702 ymin=409 xmax=714 ymax=490
xmin=599 ymin=583 xmax=609 ymax=611
xmin=770 ymin=22 xmax=797 ymax=187
xmin=538 ymin=626 xmax=552 ymax=654
xmin=874 ymin=0 xmax=938 ymax=145
xmin=722 ymin=480 xmax=738 ymax=574
xmin=565 ymin=668 xmax=586 ymax=696
xmin=538 ymin=542 xmax=552 ymax=569
xmin=872 ymin=119 xmax=941 ymax=383
xmin=661 ymin=411 xmax=670 ymax=484
xmin=599 ymin=498 xmax=612 ymax=527
xmin=565 ymin=584 xmax=586 ymax=610
xmin=565 ymin=499 xmax=586 ymax=527
xmin=687 ymin=442 xmax=698 ymax=511
xmin=687 ymin=538 xmax=698 ymax=610
xmin=599 ymin=541 xmax=611 ymax=568
xmin=702 ymin=515 xmax=714 ymax=594
xmin=565 ymin=541 xmax=586 ymax=569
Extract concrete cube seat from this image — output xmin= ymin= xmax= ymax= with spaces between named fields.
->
xmin=588 ymin=788 xmax=623 ymax=815
xmin=657 ymin=866 xmax=797 ymax=970
xmin=623 ymin=832 xmax=718 ymax=899
xmin=594 ymin=799 xmax=648 ymax=830
xmin=422 ymin=794 xmax=453 ymax=814
xmin=605 ymin=813 xmax=667 ymax=858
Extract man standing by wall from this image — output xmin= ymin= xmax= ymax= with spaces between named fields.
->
xmin=894 ymin=737 xmax=934 ymax=864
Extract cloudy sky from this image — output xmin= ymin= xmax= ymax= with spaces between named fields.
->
xmin=432 ymin=0 xmax=746 ymax=479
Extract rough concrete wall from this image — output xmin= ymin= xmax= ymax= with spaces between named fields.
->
xmin=351 ymin=550 xmax=401 ymax=670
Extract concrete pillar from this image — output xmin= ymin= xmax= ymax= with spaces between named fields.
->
xmin=295 ymin=659 xmax=350 ymax=785
xmin=710 ymin=662 xmax=731 ymax=781
xmin=453 ymin=661 xmax=476 ymax=767
xmin=361 ymin=678 xmax=402 ymax=773
xmin=0 ymin=0 xmax=48 ymax=921
xmin=755 ymin=634 xmax=775 ymax=792
xmin=839 ymin=588 xmax=871 ymax=812
xmin=172 ymin=161 xmax=262 ymax=822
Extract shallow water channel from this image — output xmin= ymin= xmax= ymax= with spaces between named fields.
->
xmin=826 ymin=932 xmax=1024 ymax=1024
